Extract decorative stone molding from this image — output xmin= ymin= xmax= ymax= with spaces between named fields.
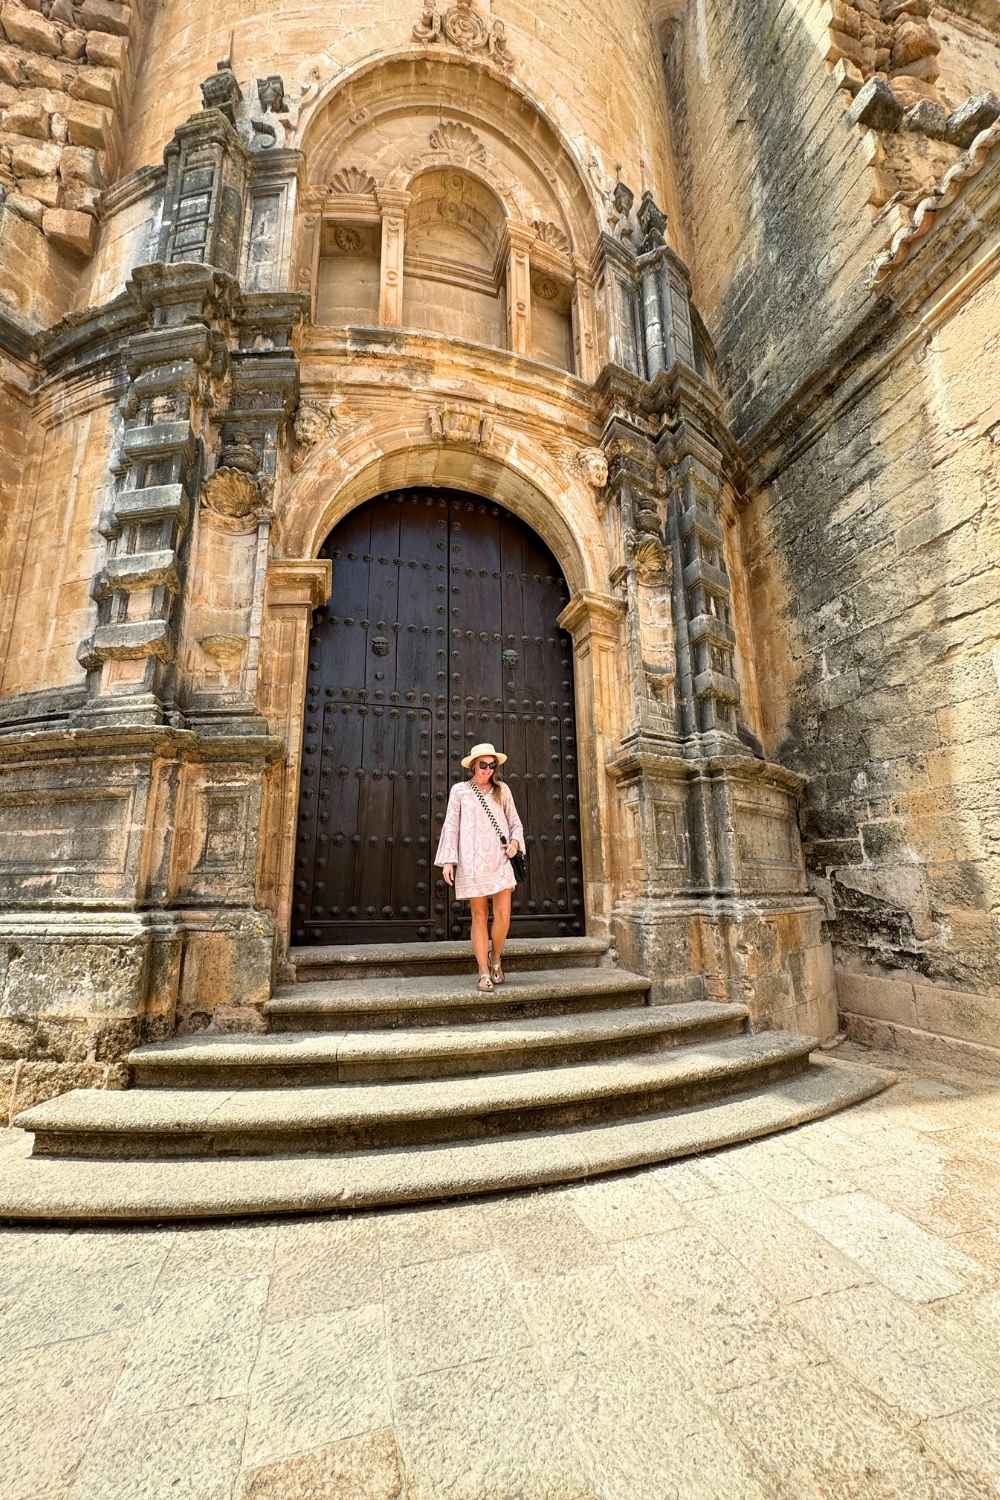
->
xmin=411 ymin=0 xmax=514 ymax=71
xmin=427 ymin=404 xmax=495 ymax=446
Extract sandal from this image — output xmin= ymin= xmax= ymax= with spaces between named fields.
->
xmin=477 ymin=972 xmax=494 ymax=992
xmin=489 ymin=959 xmax=505 ymax=985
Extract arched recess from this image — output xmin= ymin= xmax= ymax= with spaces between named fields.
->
xmin=291 ymin=51 xmax=603 ymax=373
xmin=259 ymin=436 xmax=625 ymax=954
xmin=291 ymin=487 xmax=585 ymax=945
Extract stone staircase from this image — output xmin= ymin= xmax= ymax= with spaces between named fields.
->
xmin=3 ymin=938 xmax=891 ymax=1221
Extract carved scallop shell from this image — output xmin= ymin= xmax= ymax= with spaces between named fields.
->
xmin=328 ymin=166 xmax=377 ymax=195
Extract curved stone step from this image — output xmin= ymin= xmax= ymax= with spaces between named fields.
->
xmin=291 ymin=936 xmax=609 ymax=983
xmin=18 ymin=1031 xmax=813 ymax=1159
xmin=129 ymin=1002 xmax=749 ymax=1087
xmin=0 ymin=1058 xmax=894 ymax=1221
xmin=266 ymin=966 xmax=651 ymax=1031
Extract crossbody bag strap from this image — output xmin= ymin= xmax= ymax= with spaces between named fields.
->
xmin=470 ymin=783 xmax=508 ymax=848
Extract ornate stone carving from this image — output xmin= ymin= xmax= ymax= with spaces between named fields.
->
xmin=428 ymin=121 xmax=488 ymax=164
xmin=291 ymin=400 xmax=335 ymax=472
xmin=637 ymin=190 xmax=668 ymax=252
xmin=427 ymin=405 xmax=495 ymax=446
xmin=202 ymin=443 xmax=269 ymax=523
xmin=575 ymin=447 xmax=608 ymax=491
xmin=333 ymin=226 xmax=364 ymax=253
xmin=201 ymin=61 xmax=242 ymax=124
xmin=412 ymin=0 xmax=514 ymax=71
xmin=627 ymin=533 xmax=669 ymax=584
xmin=328 ymin=166 xmax=377 ymax=195
xmin=532 ymin=220 xmax=571 ymax=256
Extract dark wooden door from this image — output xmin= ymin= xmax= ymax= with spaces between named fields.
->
xmin=291 ymin=488 xmax=584 ymax=945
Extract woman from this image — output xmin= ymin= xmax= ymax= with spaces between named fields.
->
xmin=434 ymin=742 xmax=525 ymax=990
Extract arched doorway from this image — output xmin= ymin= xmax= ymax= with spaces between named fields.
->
xmin=291 ymin=487 xmax=585 ymax=945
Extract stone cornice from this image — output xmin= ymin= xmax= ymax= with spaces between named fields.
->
xmin=0 ymin=724 xmax=286 ymax=765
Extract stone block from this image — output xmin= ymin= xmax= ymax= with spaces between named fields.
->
xmin=848 ymin=77 xmax=904 ymax=130
xmin=2 ymin=95 xmax=49 ymax=139
xmin=78 ymin=0 xmax=131 ymax=34
xmin=42 ymin=206 xmax=95 ymax=254
xmin=0 ymin=2 xmax=62 ymax=55
xmin=17 ymin=174 xmax=59 ymax=205
xmin=8 ymin=136 xmax=60 ymax=177
xmin=912 ymin=982 xmax=1000 ymax=1050
xmin=837 ymin=969 xmax=917 ymax=1025
xmin=69 ymin=64 xmax=117 ymax=107
xmin=83 ymin=28 xmax=126 ymax=67
xmin=59 ymin=141 xmax=100 ymax=183
xmin=10 ymin=1058 xmax=110 ymax=1115
xmin=946 ymin=93 xmax=1000 ymax=149
xmin=64 ymin=98 xmax=109 ymax=149
xmin=891 ymin=18 xmax=940 ymax=68
xmin=19 ymin=51 xmax=67 ymax=89
xmin=4 ymin=190 xmax=44 ymax=225
xmin=61 ymin=26 xmax=87 ymax=58
xmin=61 ymin=181 xmax=98 ymax=214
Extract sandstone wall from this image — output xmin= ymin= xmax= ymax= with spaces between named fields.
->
xmin=0 ymin=393 xmax=108 ymax=697
xmin=741 ymin=246 xmax=1000 ymax=1070
xmin=116 ymin=0 xmax=684 ymax=243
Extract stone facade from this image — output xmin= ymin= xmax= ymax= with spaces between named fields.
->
xmin=0 ymin=0 xmax=997 ymax=1116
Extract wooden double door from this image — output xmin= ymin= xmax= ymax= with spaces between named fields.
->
xmin=292 ymin=488 xmax=585 ymax=945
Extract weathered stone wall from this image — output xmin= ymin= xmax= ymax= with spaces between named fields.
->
xmin=741 ymin=212 xmax=1000 ymax=1070
xmin=0 ymin=0 xmax=151 ymax=321
xmin=662 ymin=0 xmax=889 ymax=440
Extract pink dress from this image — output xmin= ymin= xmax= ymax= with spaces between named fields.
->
xmin=434 ymin=780 xmax=525 ymax=900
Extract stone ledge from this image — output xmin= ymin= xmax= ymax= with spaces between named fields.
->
xmin=841 ymin=1010 xmax=1000 ymax=1078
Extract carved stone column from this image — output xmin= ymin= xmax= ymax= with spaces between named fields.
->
xmin=377 ymin=189 xmax=410 ymax=327
xmin=506 ymin=222 xmax=533 ymax=355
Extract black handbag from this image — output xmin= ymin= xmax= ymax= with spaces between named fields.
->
xmin=471 ymin=783 xmax=527 ymax=883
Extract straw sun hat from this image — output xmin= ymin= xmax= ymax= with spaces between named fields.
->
xmin=461 ymin=742 xmax=508 ymax=769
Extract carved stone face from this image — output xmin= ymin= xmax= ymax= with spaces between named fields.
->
xmin=576 ymin=447 xmax=608 ymax=489
xmin=293 ymin=403 xmax=329 ymax=448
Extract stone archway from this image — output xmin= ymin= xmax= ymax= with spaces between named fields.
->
xmin=257 ymin=445 xmax=625 ymax=957
xmin=291 ymin=486 xmax=586 ymax=946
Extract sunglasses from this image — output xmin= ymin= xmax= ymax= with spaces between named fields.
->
xmin=476 ymin=760 xmax=497 ymax=769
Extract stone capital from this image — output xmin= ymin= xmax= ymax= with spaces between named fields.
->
xmin=265 ymin=559 xmax=332 ymax=610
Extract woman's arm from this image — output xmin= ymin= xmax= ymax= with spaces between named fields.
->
xmin=434 ymin=784 xmax=461 ymax=866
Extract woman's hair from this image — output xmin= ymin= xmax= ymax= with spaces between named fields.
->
xmin=467 ymin=758 xmax=503 ymax=799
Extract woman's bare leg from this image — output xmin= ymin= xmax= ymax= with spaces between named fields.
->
xmin=469 ymin=897 xmax=491 ymax=975
xmin=490 ymin=888 xmax=512 ymax=963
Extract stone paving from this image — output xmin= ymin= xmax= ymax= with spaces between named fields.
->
xmin=1 ymin=1042 xmax=998 ymax=1500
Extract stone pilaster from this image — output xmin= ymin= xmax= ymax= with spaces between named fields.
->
xmin=506 ymin=222 xmax=533 ymax=355
xmin=377 ymin=189 xmax=410 ymax=326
